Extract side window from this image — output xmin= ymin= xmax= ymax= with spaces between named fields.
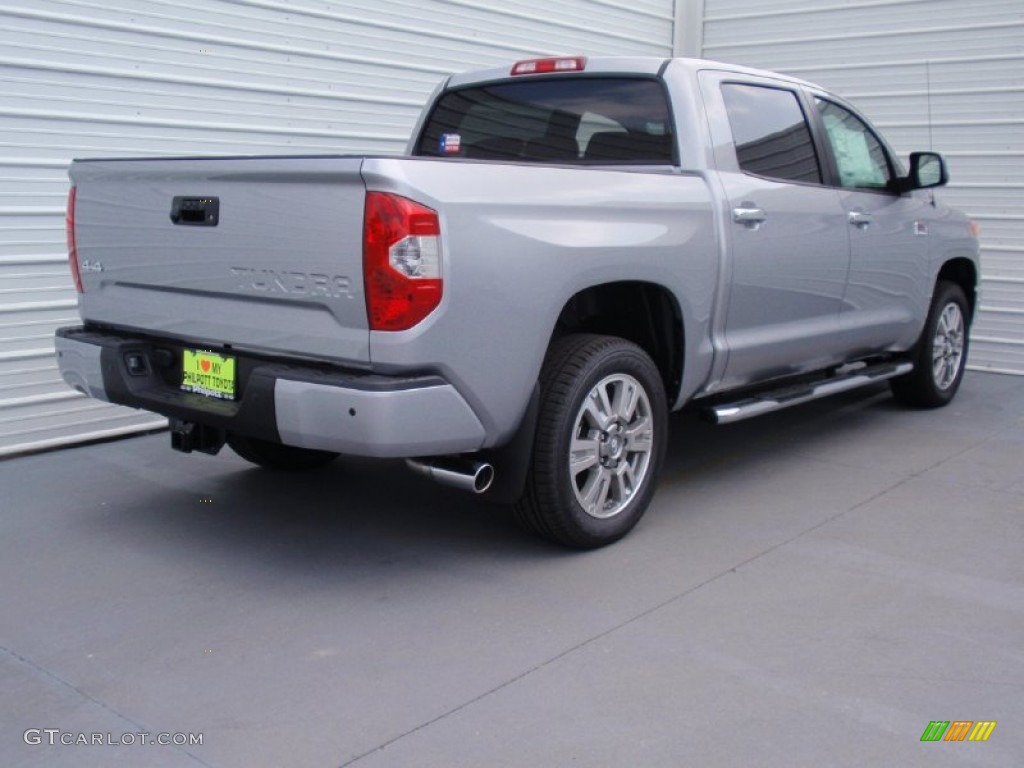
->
xmin=720 ymin=83 xmax=822 ymax=184
xmin=814 ymin=98 xmax=892 ymax=190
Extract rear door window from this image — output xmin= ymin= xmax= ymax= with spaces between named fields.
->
xmin=720 ymin=82 xmax=822 ymax=184
xmin=416 ymin=77 xmax=675 ymax=164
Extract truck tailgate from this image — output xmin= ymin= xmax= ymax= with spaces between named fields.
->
xmin=70 ymin=156 xmax=369 ymax=365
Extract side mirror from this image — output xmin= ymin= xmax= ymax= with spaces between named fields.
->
xmin=898 ymin=151 xmax=948 ymax=192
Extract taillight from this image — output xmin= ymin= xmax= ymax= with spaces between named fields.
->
xmin=511 ymin=57 xmax=586 ymax=76
xmin=363 ymin=192 xmax=442 ymax=331
xmin=66 ymin=186 xmax=83 ymax=293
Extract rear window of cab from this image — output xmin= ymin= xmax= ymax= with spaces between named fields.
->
xmin=415 ymin=77 xmax=676 ymax=165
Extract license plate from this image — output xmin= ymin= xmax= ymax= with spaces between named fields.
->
xmin=181 ymin=349 xmax=237 ymax=400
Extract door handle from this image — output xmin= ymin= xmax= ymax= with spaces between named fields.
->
xmin=848 ymin=210 xmax=873 ymax=228
xmin=732 ymin=206 xmax=766 ymax=227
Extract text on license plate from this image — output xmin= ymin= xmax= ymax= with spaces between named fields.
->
xmin=181 ymin=349 xmax=236 ymax=400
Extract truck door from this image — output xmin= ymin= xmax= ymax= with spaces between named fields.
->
xmin=811 ymin=96 xmax=933 ymax=353
xmin=700 ymin=73 xmax=852 ymax=389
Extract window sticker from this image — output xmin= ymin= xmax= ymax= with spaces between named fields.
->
xmin=439 ymin=133 xmax=462 ymax=155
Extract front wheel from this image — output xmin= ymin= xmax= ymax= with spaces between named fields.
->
xmin=515 ymin=334 xmax=668 ymax=549
xmin=891 ymin=280 xmax=970 ymax=407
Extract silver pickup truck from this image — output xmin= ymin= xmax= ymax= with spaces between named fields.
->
xmin=56 ymin=56 xmax=979 ymax=548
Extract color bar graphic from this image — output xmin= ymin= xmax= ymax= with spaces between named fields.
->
xmin=944 ymin=721 xmax=973 ymax=741
xmin=968 ymin=722 xmax=997 ymax=742
xmin=921 ymin=720 xmax=997 ymax=742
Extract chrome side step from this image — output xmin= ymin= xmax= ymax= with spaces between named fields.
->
xmin=704 ymin=362 xmax=913 ymax=425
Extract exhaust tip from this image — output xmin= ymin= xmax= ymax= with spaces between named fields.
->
xmin=406 ymin=458 xmax=495 ymax=495
xmin=473 ymin=463 xmax=495 ymax=494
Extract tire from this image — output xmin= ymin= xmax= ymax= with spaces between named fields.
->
xmin=890 ymin=281 xmax=970 ymax=408
xmin=514 ymin=334 xmax=668 ymax=549
xmin=227 ymin=434 xmax=339 ymax=470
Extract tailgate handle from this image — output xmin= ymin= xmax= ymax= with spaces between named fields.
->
xmin=170 ymin=196 xmax=219 ymax=226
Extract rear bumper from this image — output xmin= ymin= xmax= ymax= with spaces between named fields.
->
xmin=55 ymin=326 xmax=486 ymax=458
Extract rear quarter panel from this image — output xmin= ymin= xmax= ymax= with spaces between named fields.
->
xmin=361 ymin=158 xmax=719 ymax=444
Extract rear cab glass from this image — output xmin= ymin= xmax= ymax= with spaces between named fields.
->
xmin=414 ymin=77 xmax=676 ymax=165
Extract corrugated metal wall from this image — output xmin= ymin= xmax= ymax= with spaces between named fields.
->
xmin=702 ymin=0 xmax=1024 ymax=374
xmin=0 ymin=0 xmax=676 ymax=456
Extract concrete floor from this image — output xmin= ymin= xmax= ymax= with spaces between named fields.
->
xmin=1 ymin=371 xmax=1022 ymax=767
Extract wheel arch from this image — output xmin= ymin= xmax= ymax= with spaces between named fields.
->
xmin=936 ymin=257 xmax=979 ymax=322
xmin=551 ymin=281 xmax=684 ymax=405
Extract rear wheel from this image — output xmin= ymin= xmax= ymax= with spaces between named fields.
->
xmin=515 ymin=334 xmax=668 ymax=549
xmin=227 ymin=434 xmax=338 ymax=470
xmin=891 ymin=281 xmax=970 ymax=407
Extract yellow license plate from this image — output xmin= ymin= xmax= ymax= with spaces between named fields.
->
xmin=181 ymin=349 xmax=236 ymax=400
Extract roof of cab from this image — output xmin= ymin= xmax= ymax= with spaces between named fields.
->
xmin=445 ymin=56 xmax=821 ymax=91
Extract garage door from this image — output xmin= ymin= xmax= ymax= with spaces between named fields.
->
xmin=0 ymin=0 xmax=676 ymax=455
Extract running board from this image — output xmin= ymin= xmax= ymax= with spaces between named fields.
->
xmin=704 ymin=362 xmax=913 ymax=425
